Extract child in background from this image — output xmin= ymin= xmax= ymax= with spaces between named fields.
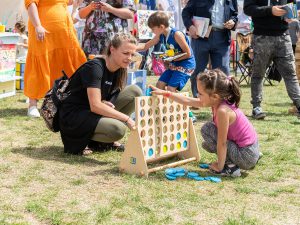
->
xmin=150 ymin=69 xmax=260 ymax=177
xmin=15 ymin=21 xmax=28 ymax=60
xmin=137 ymin=11 xmax=195 ymax=92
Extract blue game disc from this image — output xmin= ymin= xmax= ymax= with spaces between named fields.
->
xmin=174 ymin=172 xmax=186 ymax=177
xmin=199 ymin=163 xmax=210 ymax=169
xmin=204 ymin=177 xmax=212 ymax=181
xmin=175 ymin=167 xmax=186 ymax=173
xmin=209 ymin=177 xmax=222 ymax=183
xmin=187 ymin=172 xmax=200 ymax=178
xmin=146 ymin=87 xmax=152 ymax=96
xmin=165 ymin=168 xmax=177 ymax=175
xmin=165 ymin=174 xmax=177 ymax=180
xmin=193 ymin=176 xmax=205 ymax=181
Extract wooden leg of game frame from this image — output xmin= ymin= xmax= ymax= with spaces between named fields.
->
xmin=178 ymin=118 xmax=201 ymax=161
xmin=147 ymin=157 xmax=197 ymax=174
xmin=119 ymin=130 xmax=149 ymax=177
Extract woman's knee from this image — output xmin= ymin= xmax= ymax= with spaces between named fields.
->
xmin=124 ymin=85 xmax=142 ymax=98
xmin=109 ymin=123 xmax=126 ymax=140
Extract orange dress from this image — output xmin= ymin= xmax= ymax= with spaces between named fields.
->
xmin=24 ymin=0 xmax=87 ymax=99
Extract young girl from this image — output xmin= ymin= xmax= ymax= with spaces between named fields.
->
xmin=15 ymin=21 xmax=28 ymax=60
xmin=137 ymin=11 xmax=195 ymax=92
xmin=150 ymin=69 xmax=260 ymax=177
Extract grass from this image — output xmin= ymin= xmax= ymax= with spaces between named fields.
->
xmin=0 ymin=76 xmax=299 ymax=225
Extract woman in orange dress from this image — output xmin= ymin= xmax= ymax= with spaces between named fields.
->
xmin=24 ymin=0 xmax=86 ymax=117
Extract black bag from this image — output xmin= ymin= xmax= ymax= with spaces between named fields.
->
xmin=41 ymin=71 xmax=81 ymax=132
xmin=267 ymin=63 xmax=282 ymax=82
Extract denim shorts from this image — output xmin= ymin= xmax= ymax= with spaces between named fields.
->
xmin=159 ymin=69 xmax=191 ymax=91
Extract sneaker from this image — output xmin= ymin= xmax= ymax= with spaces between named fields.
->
xmin=88 ymin=141 xmax=125 ymax=152
xmin=210 ymin=164 xmax=241 ymax=177
xmin=252 ymin=106 xmax=266 ymax=120
xmin=27 ymin=106 xmax=40 ymax=118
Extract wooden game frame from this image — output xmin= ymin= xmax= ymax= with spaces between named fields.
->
xmin=119 ymin=94 xmax=200 ymax=178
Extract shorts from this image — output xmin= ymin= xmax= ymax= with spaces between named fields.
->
xmin=159 ymin=69 xmax=192 ymax=91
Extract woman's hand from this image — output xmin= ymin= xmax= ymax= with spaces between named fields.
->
xmin=102 ymin=100 xmax=115 ymax=108
xmin=35 ymin=25 xmax=49 ymax=41
xmin=98 ymin=2 xmax=113 ymax=13
xmin=224 ymin=19 xmax=235 ymax=29
xmin=125 ymin=117 xmax=136 ymax=130
xmin=148 ymin=85 xmax=167 ymax=96
xmin=89 ymin=1 xmax=101 ymax=11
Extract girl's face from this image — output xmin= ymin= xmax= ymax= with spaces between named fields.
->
xmin=14 ymin=26 xmax=20 ymax=34
xmin=110 ymin=41 xmax=137 ymax=68
xmin=197 ymin=81 xmax=219 ymax=107
xmin=151 ymin=25 xmax=165 ymax=36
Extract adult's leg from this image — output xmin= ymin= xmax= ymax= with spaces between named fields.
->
xmin=250 ymin=35 xmax=273 ymax=108
xmin=113 ymin=85 xmax=142 ymax=115
xmin=209 ymin=31 xmax=230 ymax=75
xmin=273 ymin=34 xmax=300 ymax=110
xmin=190 ymin=38 xmax=210 ymax=97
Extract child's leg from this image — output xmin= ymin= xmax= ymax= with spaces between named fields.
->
xmin=227 ymin=140 xmax=260 ymax=170
xmin=200 ymin=121 xmax=217 ymax=153
xmin=156 ymin=69 xmax=172 ymax=90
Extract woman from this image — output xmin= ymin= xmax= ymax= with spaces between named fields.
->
xmin=78 ymin=0 xmax=134 ymax=56
xmin=59 ymin=33 xmax=142 ymax=155
xmin=24 ymin=0 xmax=86 ymax=117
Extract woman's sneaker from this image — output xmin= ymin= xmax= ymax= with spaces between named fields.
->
xmin=28 ymin=106 xmax=40 ymax=118
xmin=252 ymin=107 xmax=266 ymax=120
xmin=210 ymin=164 xmax=241 ymax=177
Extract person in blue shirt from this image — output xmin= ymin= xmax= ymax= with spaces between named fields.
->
xmin=182 ymin=0 xmax=238 ymax=98
xmin=137 ymin=11 xmax=196 ymax=92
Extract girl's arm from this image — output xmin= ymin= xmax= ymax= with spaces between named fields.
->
xmin=149 ymin=85 xmax=201 ymax=108
xmin=27 ymin=3 xmax=49 ymax=41
xmin=136 ymin=36 xmax=160 ymax=52
xmin=173 ymin=31 xmax=192 ymax=61
xmin=212 ymin=106 xmax=230 ymax=171
xmin=99 ymin=2 xmax=134 ymax=19
xmin=87 ymin=88 xmax=136 ymax=130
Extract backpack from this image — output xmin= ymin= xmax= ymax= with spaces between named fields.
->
xmin=41 ymin=71 xmax=81 ymax=132
xmin=152 ymin=55 xmax=166 ymax=76
xmin=267 ymin=63 xmax=282 ymax=83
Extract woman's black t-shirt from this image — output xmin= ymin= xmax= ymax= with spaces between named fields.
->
xmin=59 ymin=58 xmax=121 ymax=154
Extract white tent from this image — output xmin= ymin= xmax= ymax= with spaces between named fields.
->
xmin=0 ymin=0 xmax=28 ymax=30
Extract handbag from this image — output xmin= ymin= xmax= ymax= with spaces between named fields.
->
xmin=267 ymin=63 xmax=282 ymax=82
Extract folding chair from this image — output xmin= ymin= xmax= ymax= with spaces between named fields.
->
xmin=235 ymin=32 xmax=253 ymax=84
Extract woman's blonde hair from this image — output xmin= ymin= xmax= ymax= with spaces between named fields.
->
xmin=105 ymin=32 xmax=137 ymax=90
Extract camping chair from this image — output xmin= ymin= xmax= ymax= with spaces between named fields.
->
xmin=235 ymin=32 xmax=253 ymax=84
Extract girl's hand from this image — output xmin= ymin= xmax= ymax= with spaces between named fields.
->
xmin=102 ymin=100 xmax=115 ymax=108
xmin=125 ymin=117 xmax=136 ymax=130
xmin=148 ymin=85 xmax=167 ymax=96
xmin=209 ymin=162 xmax=221 ymax=172
xmin=35 ymin=25 xmax=49 ymax=41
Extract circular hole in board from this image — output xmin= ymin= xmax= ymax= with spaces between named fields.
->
xmin=148 ymin=108 xmax=153 ymax=116
xmin=176 ymin=105 xmax=181 ymax=112
xmin=176 ymin=114 xmax=181 ymax=121
xmin=155 ymin=108 xmax=159 ymax=115
xmin=140 ymin=130 xmax=146 ymax=138
xmin=162 ymin=116 xmax=167 ymax=124
xmin=155 ymin=98 xmax=160 ymax=105
xmin=163 ymin=135 xmax=168 ymax=143
xmin=156 ymin=126 xmax=161 ymax=134
xmin=149 ymin=128 xmax=153 ymax=136
xmin=156 ymin=136 xmax=161 ymax=145
xmin=183 ymin=113 xmax=187 ymax=120
xmin=170 ymin=124 xmax=174 ymax=132
xmin=163 ymin=126 xmax=167 ymax=133
xmin=183 ymin=122 xmax=187 ymax=129
xmin=156 ymin=146 xmax=161 ymax=155
xmin=148 ymin=98 xmax=152 ymax=106
xmin=170 ymin=134 xmax=174 ymax=141
xmin=163 ymin=106 xmax=167 ymax=114
xmin=170 ymin=115 xmax=174 ymax=122
xmin=148 ymin=138 xmax=153 ymax=146
xmin=142 ymin=140 xmax=146 ymax=147
xmin=140 ymin=99 xmax=145 ymax=107
xmin=148 ymin=118 xmax=153 ymax=126
xmin=163 ymin=97 xmax=168 ymax=104
xmin=177 ymin=123 xmax=181 ymax=130
xmin=169 ymin=105 xmax=174 ymax=113
xmin=183 ymin=105 xmax=187 ymax=111
xmin=140 ymin=120 xmax=146 ymax=127
xmin=170 ymin=143 xmax=175 ymax=151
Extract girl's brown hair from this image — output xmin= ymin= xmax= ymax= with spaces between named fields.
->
xmin=197 ymin=69 xmax=241 ymax=107
xmin=147 ymin=11 xmax=170 ymax=28
xmin=105 ymin=32 xmax=137 ymax=90
xmin=15 ymin=21 xmax=26 ymax=34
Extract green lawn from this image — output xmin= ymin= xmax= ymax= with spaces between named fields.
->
xmin=0 ymin=76 xmax=299 ymax=225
